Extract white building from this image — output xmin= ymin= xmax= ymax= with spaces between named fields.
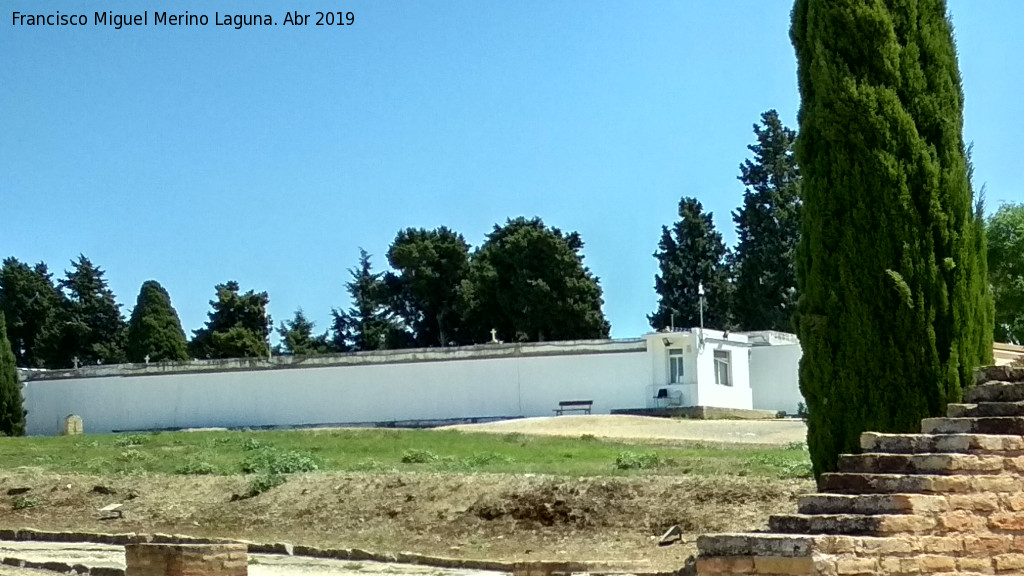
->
xmin=18 ymin=328 xmax=804 ymax=436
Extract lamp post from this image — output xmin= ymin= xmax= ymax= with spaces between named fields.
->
xmin=698 ymin=282 xmax=706 ymax=348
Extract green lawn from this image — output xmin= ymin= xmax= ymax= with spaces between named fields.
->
xmin=0 ymin=428 xmax=812 ymax=479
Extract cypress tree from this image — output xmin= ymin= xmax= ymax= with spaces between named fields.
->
xmin=126 ymin=280 xmax=189 ymax=363
xmin=792 ymin=0 xmax=992 ymax=476
xmin=649 ymin=198 xmax=732 ymax=331
xmin=0 ymin=312 xmax=26 ymax=436
xmin=731 ymin=111 xmax=801 ymax=332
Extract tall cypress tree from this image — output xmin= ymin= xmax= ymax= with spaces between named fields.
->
xmin=0 ymin=312 xmax=26 ymax=437
xmin=126 ymin=280 xmax=189 ymax=363
xmin=792 ymin=0 xmax=993 ymax=476
xmin=649 ymin=198 xmax=732 ymax=331
xmin=731 ymin=110 xmax=801 ymax=332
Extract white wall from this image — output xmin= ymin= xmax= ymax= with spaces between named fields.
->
xmin=693 ymin=339 xmax=753 ymax=410
xmin=749 ymin=344 xmax=804 ymax=414
xmin=23 ymin=343 xmax=650 ymax=436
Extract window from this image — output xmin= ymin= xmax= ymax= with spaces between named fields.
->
xmin=668 ymin=348 xmax=684 ymax=383
xmin=714 ymin=350 xmax=732 ymax=386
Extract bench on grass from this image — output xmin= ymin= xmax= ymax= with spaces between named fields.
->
xmin=554 ymin=400 xmax=593 ymax=416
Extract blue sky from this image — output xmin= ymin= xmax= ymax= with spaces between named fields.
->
xmin=1 ymin=1 xmax=1021 ymax=342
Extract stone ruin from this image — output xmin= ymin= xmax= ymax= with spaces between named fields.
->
xmin=60 ymin=414 xmax=83 ymax=436
xmin=695 ymin=363 xmax=1024 ymax=575
xmin=125 ymin=543 xmax=247 ymax=576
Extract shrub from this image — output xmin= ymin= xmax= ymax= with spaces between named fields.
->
xmin=242 ymin=437 xmax=269 ymax=451
xmin=613 ymin=451 xmax=660 ymax=470
xmin=240 ymin=448 xmax=319 ymax=474
xmin=114 ymin=434 xmax=148 ymax=447
xmin=118 ymin=449 xmax=151 ymax=463
xmin=245 ymin=472 xmax=285 ymax=497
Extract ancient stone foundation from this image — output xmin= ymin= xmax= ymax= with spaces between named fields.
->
xmin=125 ymin=543 xmax=247 ymax=576
xmin=696 ymin=364 xmax=1024 ymax=575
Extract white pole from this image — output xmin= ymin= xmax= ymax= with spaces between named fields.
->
xmin=698 ymin=282 xmax=705 ymax=346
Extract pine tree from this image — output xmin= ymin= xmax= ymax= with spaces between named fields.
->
xmin=649 ymin=198 xmax=731 ymax=331
xmin=331 ymin=250 xmax=407 ymax=351
xmin=0 ymin=258 xmax=65 ymax=368
xmin=792 ymin=0 xmax=993 ymax=476
xmin=126 ymin=280 xmax=189 ymax=363
xmin=731 ymin=110 xmax=801 ymax=332
xmin=0 ymin=312 xmax=26 ymax=436
xmin=55 ymin=255 xmax=128 ymax=366
xmin=277 ymin=309 xmax=329 ymax=355
xmin=190 ymin=282 xmax=271 ymax=359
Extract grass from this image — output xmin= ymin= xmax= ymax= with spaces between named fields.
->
xmin=0 ymin=428 xmax=811 ymax=478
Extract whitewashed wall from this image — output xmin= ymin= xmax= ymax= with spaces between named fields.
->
xmin=693 ymin=338 xmax=753 ymax=409
xmin=749 ymin=344 xmax=804 ymax=414
xmin=23 ymin=341 xmax=650 ymax=436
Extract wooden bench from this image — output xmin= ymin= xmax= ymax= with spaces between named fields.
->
xmin=554 ymin=400 xmax=593 ymax=416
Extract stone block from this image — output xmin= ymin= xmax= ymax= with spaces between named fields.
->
xmin=962 ymin=535 xmax=1013 ymax=555
xmin=994 ymin=553 xmax=1024 ymax=572
xmin=125 ymin=543 xmax=246 ymax=576
xmin=60 ymin=414 xmax=83 ymax=436
xmin=752 ymin=556 xmax=813 ymax=574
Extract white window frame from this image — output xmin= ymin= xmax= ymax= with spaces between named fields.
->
xmin=668 ymin=348 xmax=685 ymax=384
xmin=713 ymin=349 xmax=732 ymax=386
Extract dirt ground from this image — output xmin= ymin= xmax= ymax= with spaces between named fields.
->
xmin=0 ymin=417 xmax=813 ymax=573
xmin=443 ymin=415 xmax=808 ymax=445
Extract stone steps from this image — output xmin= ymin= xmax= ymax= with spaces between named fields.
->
xmin=796 ymin=493 xmax=945 ymax=515
xmin=922 ymin=416 xmax=1024 ymax=435
xmin=837 ymin=453 xmax=1010 ymax=475
xmin=859 ymin=431 xmax=1024 ymax=454
xmin=947 ymin=401 xmax=1024 ymax=417
xmin=695 ymin=366 xmax=1024 ymax=575
xmin=965 ymin=381 xmax=1024 ymax=402
xmin=818 ymin=472 xmax=1019 ymax=494
xmin=768 ymin=513 xmax=937 ymax=535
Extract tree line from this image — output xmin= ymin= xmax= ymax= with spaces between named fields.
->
xmin=0 ymin=216 xmax=612 ymax=368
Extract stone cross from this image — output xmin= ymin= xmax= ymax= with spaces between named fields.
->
xmin=144 ymin=354 xmax=150 ymax=365
xmin=72 ymin=356 xmax=79 ymax=369
xmin=490 ymin=328 xmax=498 ymax=343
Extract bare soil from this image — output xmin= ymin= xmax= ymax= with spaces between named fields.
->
xmin=0 ymin=417 xmax=813 ymax=573
xmin=443 ymin=415 xmax=808 ymax=445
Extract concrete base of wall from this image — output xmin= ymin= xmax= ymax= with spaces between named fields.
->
xmin=611 ymin=406 xmax=780 ymax=420
xmin=111 ymin=415 xmax=523 ymax=434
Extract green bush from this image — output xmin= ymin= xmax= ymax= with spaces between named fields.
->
xmin=114 ymin=434 xmax=148 ymax=447
xmin=613 ymin=451 xmax=660 ymax=470
xmin=242 ymin=437 xmax=270 ymax=451
xmin=118 ymin=449 xmax=151 ymax=463
xmin=240 ymin=448 xmax=319 ymax=474
xmin=245 ymin=472 xmax=285 ymax=497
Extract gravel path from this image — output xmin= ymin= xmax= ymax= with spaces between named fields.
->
xmin=0 ymin=542 xmax=505 ymax=576
xmin=442 ymin=414 xmax=808 ymax=445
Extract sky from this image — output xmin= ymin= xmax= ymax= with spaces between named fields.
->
xmin=1 ymin=1 xmax=1022 ymax=343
